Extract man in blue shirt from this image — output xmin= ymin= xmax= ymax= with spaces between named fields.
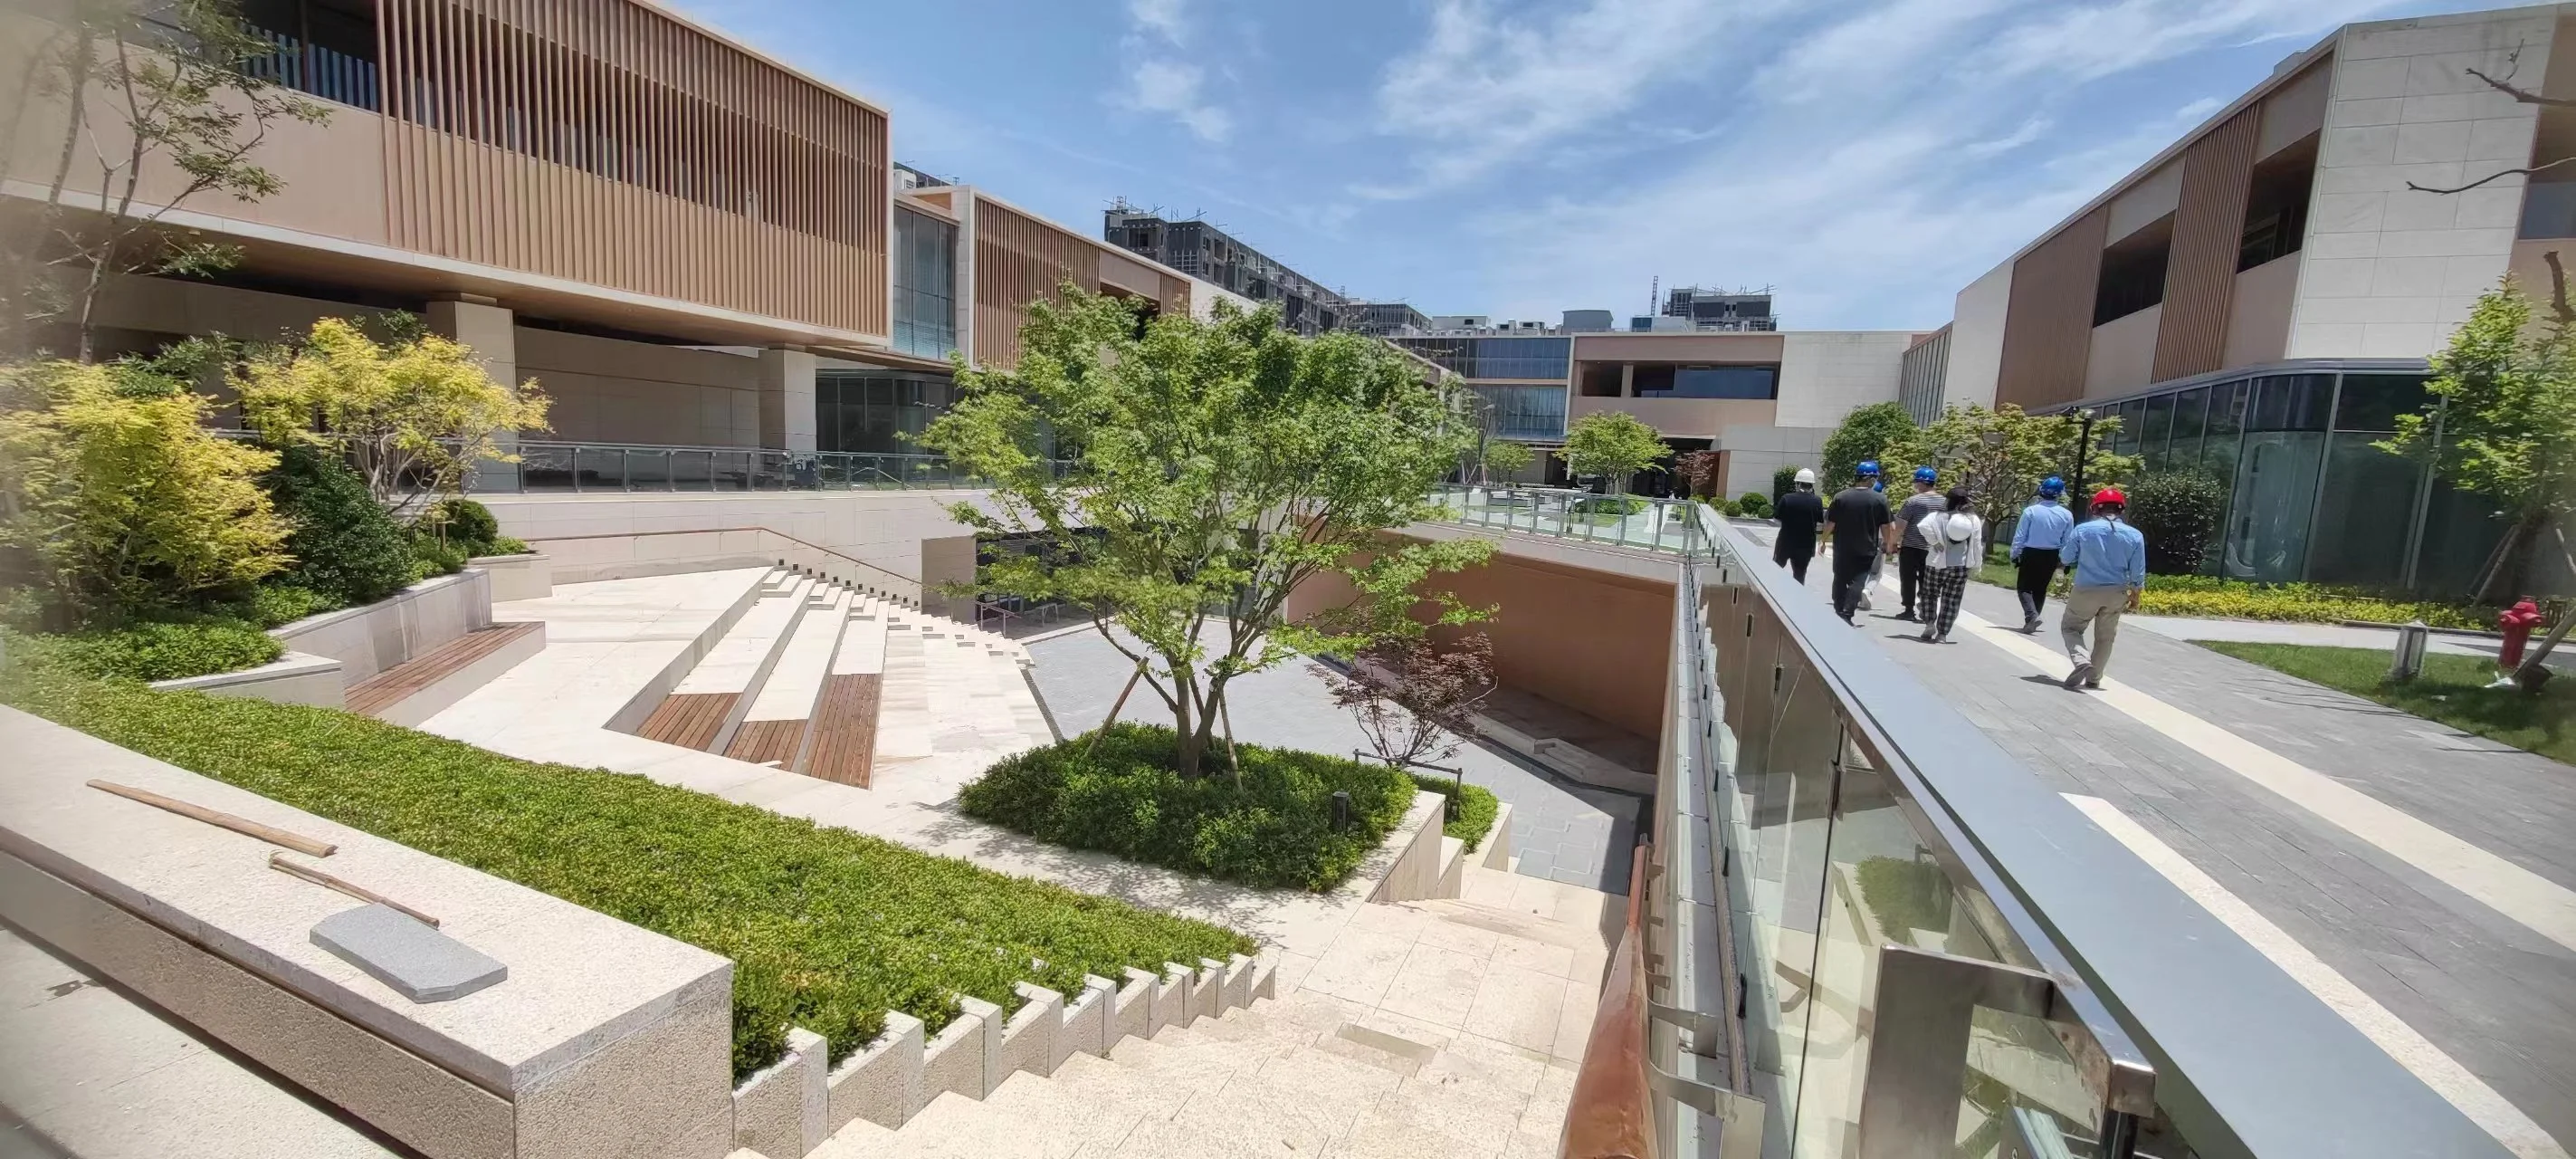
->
xmin=2058 ymin=486 xmax=2148 ymax=691
xmin=2010 ymin=476 xmax=2075 ymax=633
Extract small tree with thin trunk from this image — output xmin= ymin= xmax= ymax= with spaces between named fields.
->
xmin=921 ymin=290 xmax=1494 ymax=779
xmin=1478 ymin=439 xmax=1533 ymax=484
xmin=1312 ymin=634 xmax=1495 ymax=771
xmin=1557 ymin=411 xmax=1668 ymax=495
xmin=1675 ymin=450 xmax=1723 ymax=500
xmin=1880 ymin=403 xmax=2136 ymax=533
xmin=5 ymin=0 xmax=331 ymax=359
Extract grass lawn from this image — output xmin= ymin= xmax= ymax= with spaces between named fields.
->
xmin=2198 ymin=642 xmax=2576 ymax=765
xmin=0 ymin=669 xmax=1252 ymax=1080
xmin=1970 ymin=553 xmax=2497 ymax=630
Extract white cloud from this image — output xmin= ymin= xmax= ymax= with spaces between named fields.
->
xmin=1358 ymin=0 xmax=1752 ymax=199
xmin=1463 ymin=0 xmax=2366 ymax=328
xmin=1123 ymin=59 xmax=1233 ymax=142
xmin=1129 ymin=0 xmax=1188 ymax=43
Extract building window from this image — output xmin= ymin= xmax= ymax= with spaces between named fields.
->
xmin=816 ymin=372 xmax=956 ymax=455
xmin=1472 ymin=385 xmax=1567 ymax=441
xmin=1638 ymin=364 xmax=1780 ymax=399
xmin=239 ymin=0 xmax=382 ymax=110
xmin=2238 ymin=133 xmax=2315 ymax=270
xmin=2094 ymin=216 xmax=2171 ymax=326
xmin=892 ymin=207 xmax=958 ymax=359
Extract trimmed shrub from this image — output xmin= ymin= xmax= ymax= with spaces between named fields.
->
xmin=0 ymin=671 xmax=1252 ymax=1080
xmin=407 ymin=533 xmax=470 ymax=581
xmin=960 ymin=723 xmax=1417 ymax=891
xmin=422 ymin=496 xmax=501 ymax=552
xmin=264 ymin=445 xmax=416 ymax=607
xmin=2127 ymin=471 xmax=2228 ymax=575
xmin=14 ymin=621 xmax=281 ymax=682
xmin=1407 ymin=773 xmax=1502 ymax=852
xmin=1772 ymin=464 xmax=1800 ymax=503
xmin=1735 ymin=491 xmax=1772 ymax=519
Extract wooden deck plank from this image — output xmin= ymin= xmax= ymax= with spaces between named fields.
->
xmin=724 ymin=719 xmax=807 ymax=767
xmin=636 ymin=692 xmax=738 ymax=750
xmin=345 ymin=622 xmax=543 ymax=718
xmin=800 ymin=674 xmax=882 ymax=787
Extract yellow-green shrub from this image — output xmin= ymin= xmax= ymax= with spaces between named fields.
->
xmin=0 ymin=360 xmax=290 ymax=625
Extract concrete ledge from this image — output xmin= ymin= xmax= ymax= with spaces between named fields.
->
xmin=148 ymin=650 xmax=344 ymax=707
xmin=374 ymin=622 xmax=548 ymax=728
xmin=1480 ymin=802 xmax=1515 ymax=871
xmin=1153 ymin=963 xmax=1189 ymax=1031
xmin=1436 ymin=835 xmax=1467 ymax=899
xmin=1114 ymin=968 xmax=1154 ymax=1042
xmin=826 ymin=1011 xmax=921 ymax=1133
xmin=1221 ymin=953 xmax=1255 ymax=1009
xmin=1532 ymin=738 xmax=1659 ymax=795
xmin=731 ymin=1027 xmax=825 ymax=1159
xmin=995 ymin=983 xmax=1062 ymax=1087
xmin=916 ymin=999 xmax=993 ymax=1109
xmin=1189 ymin=958 xmax=1224 ymax=1021
xmin=1057 ymin=975 xmax=1115 ymax=1069
xmin=272 ymin=570 xmax=491 ymax=687
xmin=468 ymin=553 xmax=553 ymax=601
xmin=1366 ymin=792 xmax=1450 ymax=904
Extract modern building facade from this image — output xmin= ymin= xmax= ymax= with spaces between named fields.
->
xmin=1345 ymin=301 xmax=1431 ymax=335
xmin=1102 ymin=201 xmax=1344 ymax=334
xmin=4 ymin=0 xmax=1197 ymax=463
xmin=1656 ymin=286 xmax=1778 ymax=331
xmin=1922 ymin=3 xmax=2575 ymax=593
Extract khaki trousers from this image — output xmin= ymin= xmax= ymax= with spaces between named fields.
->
xmin=2060 ymin=585 xmax=2129 ymax=680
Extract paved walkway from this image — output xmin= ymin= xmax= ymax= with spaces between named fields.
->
xmin=2123 ymin=612 xmax=2576 ymax=670
xmin=1027 ymin=625 xmax=1643 ymax=894
xmin=1748 ymin=531 xmax=2576 ymax=1158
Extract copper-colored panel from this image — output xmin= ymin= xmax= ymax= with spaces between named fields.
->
xmin=1996 ymin=208 xmax=2109 ymax=410
xmin=802 ymin=674 xmax=883 ymax=786
xmin=377 ymin=0 xmax=889 ymax=338
xmin=973 ymin=200 xmax=1101 ymax=368
xmin=724 ymin=718 xmax=808 ymax=766
xmin=2153 ymin=109 xmax=2260 ymax=382
xmin=634 ymin=692 xmax=739 ymax=750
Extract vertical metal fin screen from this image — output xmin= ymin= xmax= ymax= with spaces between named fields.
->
xmin=1996 ymin=207 xmax=2109 ymax=410
xmin=2152 ymin=109 xmax=2260 ymax=381
xmin=972 ymin=201 xmax=1098 ymax=369
xmin=377 ymin=0 xmax=888 ymax=337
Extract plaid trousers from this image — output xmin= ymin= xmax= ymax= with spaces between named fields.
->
xmin=1923 ymin=565 xmax=1971 ymax=637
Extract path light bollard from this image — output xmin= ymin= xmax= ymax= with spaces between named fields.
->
xmin=2390 ymin=619 xmax=2429 ymax=682
xmin=1330 ymin=790 xmax=1353 ymax=832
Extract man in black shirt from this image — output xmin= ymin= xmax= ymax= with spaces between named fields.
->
xmin=1823 ymin=461 xmax=1895 ymax=624
xmin=1771 ymin=467 xmax=1826 ymax=582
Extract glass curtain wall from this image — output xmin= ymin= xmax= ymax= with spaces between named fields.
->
xmin=892 ymin=207 xmax=959 ymax=359
xmin=1474 ymin=384 xmax=1568 ymax=440
xmin=816 ymin=372 xmax=957 ymax=455
xmin=2058 ymin=366 xmax=2499 ymax=594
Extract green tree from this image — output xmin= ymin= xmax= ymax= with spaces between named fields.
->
xmin=1821 ymin=402 xmax=1918 ymax=485
xmin=235 ymin=317 xmax=550 ymax=515
xmin=6 ymin=0 xmax=331 ymax=359
xmin=1771 ymin=464 xmax=1801 ymax=503
xmin=0 ymin=359 xmax=290 ymax=625
xmin=2381 ymin=281 xmax=2576 ymax=603
xmin=920 ymin=290 xmax=1493 ymax=779
xmin=1556 ymin=411 xmax=1669 ymax=495
xmin=1478 ymin=439 xmax=1534 ymax=484
xmin=2125 ymin=471 xmax=2228 ymax=575
xmin=1881 ymin=403 xmax=2136 ymax=532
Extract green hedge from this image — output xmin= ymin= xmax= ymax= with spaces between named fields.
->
xmin=1972 ymin=560 xmax=2497 ymax=630
xmin=9 ymin=621 xmax=282 ymax=682
xmin=0 ymin=671 xmax=1251 ymax=1080
xmin=959 ymin=723 xmax=1416 ymax=891
xmin=1407 ymin=772 xmax=1501 ymax=852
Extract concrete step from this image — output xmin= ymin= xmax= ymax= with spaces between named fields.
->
xmin=641 ymin=575 xmax=814 ymax=751
xmin=724 ymin=586 xmax=851 ymax=767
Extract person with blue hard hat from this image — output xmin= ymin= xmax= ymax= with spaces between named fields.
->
xmin=1893 ymin=465 xmax=1944 ymax=623
xmin=1821 ymin=460 xmax=1895 ymax=624
xmin=2010 ymin=475 xmax=2075 ymax=633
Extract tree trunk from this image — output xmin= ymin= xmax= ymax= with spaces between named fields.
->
xmin=2476 ymin=510 xmax=2548 ymax=605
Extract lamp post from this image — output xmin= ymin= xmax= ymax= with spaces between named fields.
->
xmin=2070 ymin=409 xmax=2097 ymax=518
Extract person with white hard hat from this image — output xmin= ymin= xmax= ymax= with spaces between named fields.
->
xmin=1770 ymin=467 xmax=1826 ymax=583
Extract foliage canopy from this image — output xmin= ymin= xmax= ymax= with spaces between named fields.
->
xmin=1878 ymin=403 xmax=2137 ymax=532
xmin=1821 ymin=402 xmax=1918 ymax=485
xmin=919 ymin=290 xmax=1493 ymax=777
xmin=1557 ymin=411 xmax=1669 ymax=493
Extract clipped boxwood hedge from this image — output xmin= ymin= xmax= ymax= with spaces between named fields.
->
xmin=959 ymin=723 xmax=1417 ymax=892
xmin=7 ymin=621 xmax=282 ymax=683
xmin=1407 ymin=772 xmax=1502 ymax=853
xmin=0 ymin=671 xmax=1251 ymax=1080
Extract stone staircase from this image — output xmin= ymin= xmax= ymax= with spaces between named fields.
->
xmin=634 ymin=566 xmax=1050 ymax=788
xmin=749 ymin=865 xmax=1606 ymax=1159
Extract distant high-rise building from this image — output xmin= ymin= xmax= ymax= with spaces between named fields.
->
xmin=1660 ymin=287 xmax=1776 ymax=331
xmin=1103 ymin=202 xmax=1346 ymax=335
xmin=1560 ymin=309 xmax=1614 ymax=332
xmin=1348 ymin=302 xmax=1431 ymax=336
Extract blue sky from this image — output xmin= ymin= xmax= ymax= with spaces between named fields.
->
xmin=678 ymin=0 xmax=2486 ymax=332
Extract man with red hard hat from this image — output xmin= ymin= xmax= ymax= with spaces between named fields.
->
xmin=2057 ymin=485 xmax=2147 ymax=691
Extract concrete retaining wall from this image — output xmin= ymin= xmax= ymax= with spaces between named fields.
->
xmin=1367 ymin=792 xmax=1453 ymax=905
xmin=469 ymin=552 xmax=553 ymax=601
xmin=148 ymin=650 xmax=344 ymax=707
xmin=271 ymin=570 xmax=491 ymax=686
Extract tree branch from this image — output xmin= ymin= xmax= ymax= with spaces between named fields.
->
xmin=2407 ymin=154 xmax=2576 ymax=195
xmin=2546 ymin=250 xmax=2576 ymax=326
xmin=2467 ymin=64 xmax=2576 ymax=109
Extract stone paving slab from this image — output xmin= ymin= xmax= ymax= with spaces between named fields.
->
xmin=1026 ymin=625 xmax=1643 ymax=894
xmin=1745 ymin=529 xmax=2576 ymax=1153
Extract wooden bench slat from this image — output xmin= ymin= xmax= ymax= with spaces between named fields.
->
xmin=344 ymin=622 xmax=543 ymax=718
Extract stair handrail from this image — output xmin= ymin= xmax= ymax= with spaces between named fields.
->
xmin=520 ymin=526 xmax=929 ymax=607
xmin=1560 ymin=842 xmax=1655 ymax=1159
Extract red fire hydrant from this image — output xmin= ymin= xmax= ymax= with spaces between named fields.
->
xmin=2499 ymin=599 xmax=2547 ymax=669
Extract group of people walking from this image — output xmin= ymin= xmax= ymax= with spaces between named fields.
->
xmin=1769 ymin=462 xmax=2148 ymax=690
